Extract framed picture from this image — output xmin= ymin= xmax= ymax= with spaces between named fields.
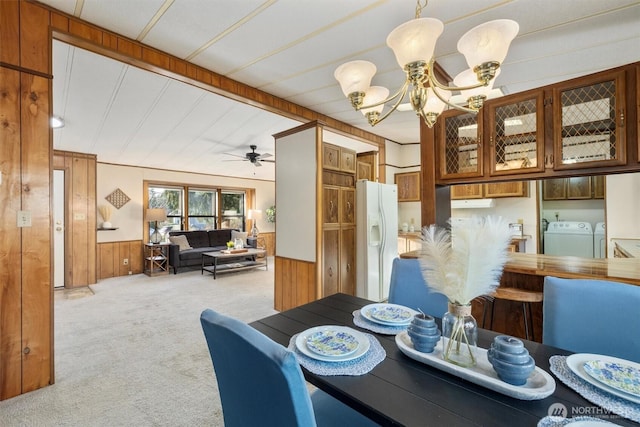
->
xmin=395 ymin=171 xmax=421 ymax=202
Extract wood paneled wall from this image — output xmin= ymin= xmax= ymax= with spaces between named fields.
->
xmin=53 ymin=151 xmax=97 ymax=287
xmin=274 ymin=257 xmax=316 ymax=311
xmin=0 ymin=0 xmax=53 ymax=400
xmin=98 ymin=241 xmax=143 ymax=279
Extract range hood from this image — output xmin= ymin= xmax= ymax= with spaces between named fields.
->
xmin=451 ymin=199 xmax=496 ymax=209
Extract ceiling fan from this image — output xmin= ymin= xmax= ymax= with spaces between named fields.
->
xmin=224 ymin=145 xmax=274 ymax=167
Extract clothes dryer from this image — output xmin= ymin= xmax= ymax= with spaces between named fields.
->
xmin=543 ymin=221 xmax=594 ymax=257
xmin=594 ymin=222 xmax=606 ymax=258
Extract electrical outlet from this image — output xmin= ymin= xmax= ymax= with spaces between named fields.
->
xmin=17 ymin=210 xmax=32 ymax=227
xmin=123 ymin=258 xmax=129 ymax=265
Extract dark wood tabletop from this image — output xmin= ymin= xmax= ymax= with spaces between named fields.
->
xmin=250 ymin=293 xmax=638 ymax=427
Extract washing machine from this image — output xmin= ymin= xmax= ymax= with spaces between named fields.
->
xmin=594 ymin=222 xmax=606 ymax=258
xmin=544 ymin=221 xmax=594 ymax=257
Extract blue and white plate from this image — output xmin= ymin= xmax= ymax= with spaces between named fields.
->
xmin=295 ymin=326 xmax=370 ymax=362
xmin=361 ymin=303 xmax=417 ymax=326
xmin=583 ymin=359 xmax=640 ymax=398
xmin=566 ymin=354 xmax=640 ymax=404
xmin=306 ymin=329 xmax=359 ymax=357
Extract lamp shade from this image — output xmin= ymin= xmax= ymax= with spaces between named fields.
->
xmin=360 ymin=86 xmax=390 ymax=115
xmin=423 ymin=87 xmax=451 ymax=115
xmin=146 ymin=208 xmax=167 ymax=222
xmin=386 ymin=18 xmax=444 ymax=68
xmin=453 ymin=68 xmax=501 ymax=100
xmin=247 ymin=209 xmax=262 ymax=220
xmin=457 ymin=19 xmax=519 ymax=69
xmin=334 ymin=60 xmax=377 ymax=96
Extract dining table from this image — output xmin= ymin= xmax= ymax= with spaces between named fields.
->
xmin=250 ymin=293 xmax=639 ymax=427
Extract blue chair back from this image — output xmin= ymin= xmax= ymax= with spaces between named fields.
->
xmin=388 ymin=257 xmax=449 ymax=318
xmin=200 ymin=309 xmax=317 ymax=427
xmin=543 ymin=276 xmax=640 ymax=362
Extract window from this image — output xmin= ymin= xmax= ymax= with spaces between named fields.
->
xmin=146 ymin=183 xmax=247 ymax=235
xmin=220 ymin=191 xmax=245 ymax=230
xmin=188 ymin=189 xmax=217 ymax=230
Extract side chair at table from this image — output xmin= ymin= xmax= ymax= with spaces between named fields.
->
xmin=542 ymin=276 xmax=640 ymax=363
xmin=200 ymin=309 xmax=379 ymax=427
xmin=388 ymin=257 xmax=449 ymax=318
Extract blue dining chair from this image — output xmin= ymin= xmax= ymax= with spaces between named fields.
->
xmin=200 ymin=309 xmax=379 ymax=427
xmin=388 ymin=257 xmax=449 ymax=318
xmin=543 ymin=276 xmax=640 ymax=362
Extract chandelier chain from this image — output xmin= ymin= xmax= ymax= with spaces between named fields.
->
xmin=415 ymin=0 xmax=427 ymax=19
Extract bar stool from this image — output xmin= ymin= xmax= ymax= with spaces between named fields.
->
xmin=482 ymin=288 xmax=544 ymax=341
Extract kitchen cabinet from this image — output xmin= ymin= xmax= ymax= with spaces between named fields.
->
xmin=484 ymin=181 xmax=528 ymax=198
xmin=357 ymin=161 xmax=372 ymax=181
xmin=340 ymin=187 xmax=355 ymax=225
xmin=488 ymin=91 xmax=545 ymax=176
xmin=451 ymin=184 xmax=483 ymax=199
xmin=395 ymin=171 xmax=421 ymax=202
xmin=323 ymin=142 xmax=356 ymax=173
xmin=438 ymin=110 xmax=483 ymax=179
xmin=542 ymin=176 xmax=605 ymax=200
xmin=553 ymin=70 xmax=626 ymax=170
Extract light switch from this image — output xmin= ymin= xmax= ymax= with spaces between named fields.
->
xmin=17 ymin=210 xmax=32 ymax=227
xmin=74 ymin=213 xmax=86 ymax=220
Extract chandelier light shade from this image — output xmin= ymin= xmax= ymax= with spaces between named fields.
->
xmin=334 ymin=0 xmax=519 ymax=128
xmin=386 ymin=18 xmax=444 ymax=68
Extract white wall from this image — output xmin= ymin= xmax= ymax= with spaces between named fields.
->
xmin=451 ymin=181 xmax=539 ymax=253
xmin=96 ymin=163 xmax=275 ymax=243
xmin=386 ymin=141 xmax=421 ymax=230
xmin=605 ymin=172 xmax=640 ymax=256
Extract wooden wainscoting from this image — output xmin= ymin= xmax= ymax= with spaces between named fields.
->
xmin=98 ymin=240 xmax=144 ymax=279
xmin=274 ymin=256 xmax=316 ymax=311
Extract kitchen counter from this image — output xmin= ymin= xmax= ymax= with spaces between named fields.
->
xmin=400 ymin=251 xmax=640 ymax=286
xmin=611 ymin=238 xmax=640 ymax=258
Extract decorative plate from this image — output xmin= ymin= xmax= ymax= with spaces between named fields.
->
xmin=306 ymin=329 xmax=359 ymax=357
xmin=565 ymin=354 xmax=640 ymax=404
xmin=361 ymin=303 xmax=417 ymax=326
xmin=583 ymin=360 xmax=640 ymax=397
xmin=295 ymin=326 xmax=370 ymax=363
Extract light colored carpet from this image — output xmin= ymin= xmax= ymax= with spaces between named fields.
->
xmin=0 ymin=262 xmax=278 ymax=426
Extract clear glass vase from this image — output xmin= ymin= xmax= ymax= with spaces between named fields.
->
xmin=442 ymin=302 xmax=478 ymax=367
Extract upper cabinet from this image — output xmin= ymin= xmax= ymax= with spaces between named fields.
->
xmin=552 ymin=70 xmax=626 ymax=170
xmin=323 ymin=142 xmax=356 ymax=173
xmin=395 ymin=171 xmax=421 ymax=202
xmin=434 ymin=62 xmax=639 ymax=184
xmin=542 ymin=176 xmax=605 ymax=200
xmin=488 ymin=91 xmax=545 ymax=176
xmin=438 ymin=110 xmax=483 ymax=180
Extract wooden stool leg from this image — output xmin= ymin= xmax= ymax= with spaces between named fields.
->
xmin=522 ymin=302 xmax=530 ymax=341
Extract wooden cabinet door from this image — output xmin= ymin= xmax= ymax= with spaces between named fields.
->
xmin=395 ymin=171 xmax=421 ymax=202
xmin=566 ymin=176 xmax=592 ymax=199
xmin=340 ymin=148 xmax=356 ymax=173
xmin=339 ymin=227 xmax=356 ymax=296
xmin=340 ymin=188 xmax=355 ymax=225
xmin=323 ymin=185 xmax=339 ymax=225
xmin=484 ymin=181 xmax=528 ymax=198
xmin=542 ymin=178 xmax=567 ymax=200
xmin=450 ymin=184 xmax=483 ymax=199
xmin=323 ymin=143 xmax=340 ymax=170
xmin=592 ymin=175 xmax=605 ymax=199
xmin=322 ymin=228 xmax=340 ymax=296
xmin=356 ymin=161 xmax=372 ymax=181
xmin=553 ymin=70 xmax=626 ymax=170
xmin=488 ymin=90 xmax=545 ymax=175
xmin=438 ymin=109 xmax=483 ymax=179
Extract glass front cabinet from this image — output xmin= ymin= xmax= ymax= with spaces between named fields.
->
xmin=552 ymin=70 xmax=626 ymax=170
xmin=437 ymin=109 xmax=483 ymax=180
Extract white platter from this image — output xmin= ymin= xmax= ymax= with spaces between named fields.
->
xmin=395 ymin=332 xmax=556 ymax=400
xmin=360 ymin=303 xmax=418 ymax=326
xmin=566 ymin=354 xmax=640 ymax=404
xmin=296 ymin=326 xmax=370 ymax=363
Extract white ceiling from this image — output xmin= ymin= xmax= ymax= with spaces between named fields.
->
xmin=42 ymin=0 xmax=640 ymax=181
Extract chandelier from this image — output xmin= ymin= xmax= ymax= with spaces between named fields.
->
xmin=334 ymin=0 xmax=519 ymax=128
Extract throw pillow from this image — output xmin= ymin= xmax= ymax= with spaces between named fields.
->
xmin=231 ymin=230 xmax=248 ymax=246
xmin=169 ymin=235 xmax=192 ymax=251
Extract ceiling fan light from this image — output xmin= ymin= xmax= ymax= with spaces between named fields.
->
xmin=360 ymin=86 xmax=389 ymax=116
xmin=457 ymin=19 xmax=519 ymax=70
xmin=334 ymin=60 xmax=377 ymax=97
xmin=386 ymin=18 xmax=444 ymax=69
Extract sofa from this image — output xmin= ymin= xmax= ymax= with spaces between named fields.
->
xmin=167 ymin=229 xmax=249 ymax=274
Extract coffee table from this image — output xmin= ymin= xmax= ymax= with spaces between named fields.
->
xmin=201 ymin=248 xmax=267 ymax=279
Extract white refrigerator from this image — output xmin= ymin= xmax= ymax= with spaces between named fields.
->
xmin=356 ymin=180 xmax=399 ymax=302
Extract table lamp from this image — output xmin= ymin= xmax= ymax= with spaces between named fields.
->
xmin=247 ymin=209 xmax=262 ymax=238
xmin=146 ymin=208 xmax=167 ymax=244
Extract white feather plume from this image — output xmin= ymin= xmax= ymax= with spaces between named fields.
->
xmin=418 ymin=216 xmax=513 ymax=305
